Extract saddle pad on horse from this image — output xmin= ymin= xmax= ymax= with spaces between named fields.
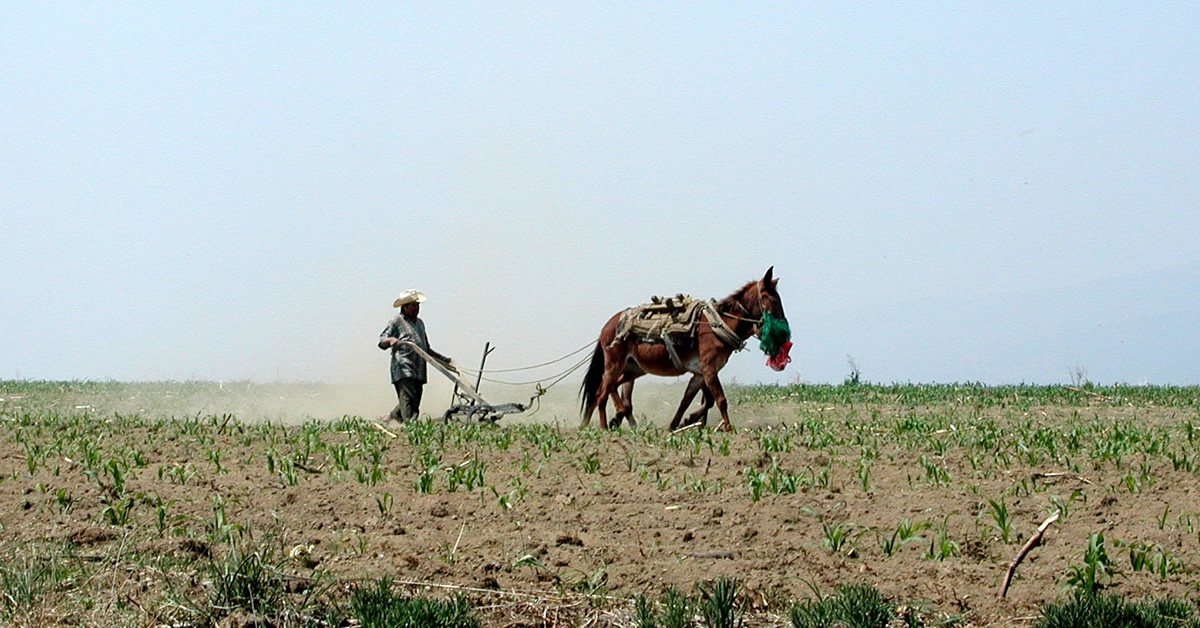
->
xmin=615 ymin=294 xmax=708 ymax=342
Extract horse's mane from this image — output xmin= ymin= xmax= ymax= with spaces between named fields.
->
xmin=716 ymin=279 xmax=760 ymax=312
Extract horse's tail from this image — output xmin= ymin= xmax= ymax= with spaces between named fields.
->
xmin=579 ymin=341 xmax=605 ymax=420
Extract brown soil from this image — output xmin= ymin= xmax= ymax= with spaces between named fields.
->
xmin=2 ymin=388 xmax=1199 ymax=626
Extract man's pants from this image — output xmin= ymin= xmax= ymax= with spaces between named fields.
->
xmin=389 ymin=378 xmax=424 ymax=422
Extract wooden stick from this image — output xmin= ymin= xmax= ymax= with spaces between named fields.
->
xmin=999 ymin=511 xmax=1060 ymax=598
xmin=372 ymin=422 xmax=398 ymax=439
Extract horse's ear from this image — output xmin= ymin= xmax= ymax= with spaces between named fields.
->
xmin=762 ymin=266 xmax=774 ymax=285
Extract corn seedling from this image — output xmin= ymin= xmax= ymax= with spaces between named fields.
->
xmin=579 ymin=452 xmax=601 ymax=474
xmin=1121 ymin=540 xmax=1184 ymax=578
xmin=760 ymin=432 xmax=791 ymax=453
xmin=415 ymin=464 xmax=438 ymax=494
xmin=856 ymin=458 xmax=871 ymax=492
xmin=446 ymin=457 xmax=485 ymax=492
xmin=374 ymin=491 xmax=393 ymax=515
xmin=561 ymin=563 xmax=608 ymax=597
xmin=986 ymin=498 xmax=1015 ymax=543
xmin=100 ymin=495 xmax=137 ymax=526
xmin=207 ymin=495 xmax=244 ymax=544
xmin=278 ymin=459 xmax=298 ymax=487
xmin=1064 ymin=532 xmax=1119 ymax=595
xmin=54 ymin=487 xmax=74 ymax=514
xmin=918 ymin=455 xmax=951 ymax=487
xmin=879 ymin=518 xmax=931 ymax=557
xmin=208 ymin=449 xmax=223 ymax=474
xmin=925 ymin=516 xmax=960 ymax=561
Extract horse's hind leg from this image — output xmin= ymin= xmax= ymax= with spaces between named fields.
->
xmin=595 ymin=388 xmax=610 ymax=430
xmin=683 ymin=385 xmax=715 ymax=428
xmin=608 ymin=378 xmax=637 ymax=429
xmin=610 ymin=380 xmax=636 ymax=429
xmin=668 ymin=374 xmax=707 ymax=430
xmin=596 ymin=356 xmax=630 ymax=430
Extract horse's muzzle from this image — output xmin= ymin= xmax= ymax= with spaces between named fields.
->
xmin=766 ymin=339 xmax=792 ymax=371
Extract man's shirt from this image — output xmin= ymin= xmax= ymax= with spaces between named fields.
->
xmin=381 ymin=314 xmax=431 ymax=383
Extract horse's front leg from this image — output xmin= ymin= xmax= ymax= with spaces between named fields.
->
xmin=701 ymin=369 xmax=733 ymax=432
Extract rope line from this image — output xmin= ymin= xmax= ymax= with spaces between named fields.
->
xmin=454 ymin=341 xmax=596 ymax=375
xmin=473 ymin=354 xmax=592 ymax=387
xmin=444 ymin=343 xmax=596 ymax=419
xmin=520 ymin=354 xmax=594 ymax=416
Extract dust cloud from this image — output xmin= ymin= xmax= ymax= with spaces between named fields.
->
xmin=49 ymin=376 xmax=699 ymax=429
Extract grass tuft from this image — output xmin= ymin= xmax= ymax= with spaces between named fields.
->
xmin=1035 ymin=592 xmax=1200 ymax=628
xmin=349 ymin=577 xmax=480 ymax=628
xmin=790 ymin=583 xmax=897 ymax=628
xmin=697 ymin=576 xmax=745 ymax=628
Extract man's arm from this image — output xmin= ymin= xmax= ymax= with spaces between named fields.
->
xmin=379 ymin=318 xmax=406 ymax=350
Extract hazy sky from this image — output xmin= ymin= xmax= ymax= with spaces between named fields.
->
xmin=3 ymin=3 xmax=1197 ymax=388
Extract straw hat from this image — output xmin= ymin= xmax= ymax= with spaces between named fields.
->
xmin=392 ymin=289 xmax=427 ymax=308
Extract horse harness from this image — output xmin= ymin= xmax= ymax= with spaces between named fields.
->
xmin=613 ymin=295 xmax=746 ymax=371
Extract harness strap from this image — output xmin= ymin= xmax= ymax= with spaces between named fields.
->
xmin=663 ymin=336 xmax=685 ymax=371
xmin=701 ymin=300 xmax=746 ymax=351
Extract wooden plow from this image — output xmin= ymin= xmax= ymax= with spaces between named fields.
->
xmin=394 ymin=340 xmax=528 ymax=424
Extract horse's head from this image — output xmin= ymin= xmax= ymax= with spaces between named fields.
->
xmin=755 ymin=267 xmax=792 ymax=371
xmin=756 ymin=267 xmax=785 ymax=320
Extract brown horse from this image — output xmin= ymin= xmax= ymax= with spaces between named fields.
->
xmin=580 ymin=267 xmax=791 ymax=432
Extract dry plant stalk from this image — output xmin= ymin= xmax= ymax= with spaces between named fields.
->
xmin=1033 ymin=471 xmax=1093 ymax=484
xmin=998 ymin=511 xmax=1060 ymax=598
xmin=671 ymin=421 xmax=703 ymax=435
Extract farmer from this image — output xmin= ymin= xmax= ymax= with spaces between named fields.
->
xmin=378 ymin=289 xmax=452 ymax=424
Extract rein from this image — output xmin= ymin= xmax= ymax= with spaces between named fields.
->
xmin=717 ymin=287 xmax=769 ymax=335
xmin=721 ymin=311 xmax=761 ymax=325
